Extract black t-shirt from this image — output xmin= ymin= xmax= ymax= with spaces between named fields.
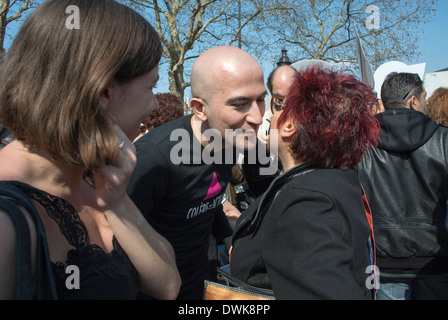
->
xmin=127 ymin=115 xmax=234 ymax=299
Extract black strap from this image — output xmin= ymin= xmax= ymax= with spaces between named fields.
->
xmin=0 ymin=182 xmax=57 ymax=299
xmin=216 ymin=267 xmax=275 ymax=297
xmin=0 ymin=196 xmax=33 ymax=299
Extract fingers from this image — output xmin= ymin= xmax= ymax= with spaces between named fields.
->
xmin=95 ymin=125 xmax=136 ymax=186
xmin=93 ymin=125 xmax=138 ymax=209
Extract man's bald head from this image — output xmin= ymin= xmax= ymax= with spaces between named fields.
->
xmin=191 ymin=46 xmax=264 ymax=103
xmin=267 ymin=65 xmax=298 ymax=96
xmin=189 ymin=46 xmax=266 ymax=151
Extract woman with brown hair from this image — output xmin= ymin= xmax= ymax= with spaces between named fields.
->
xmin=0 ymin=0 xmax=180 ymax=299
xmin=230 ymin=66 xmax=380 ymax=299
xmin=426 ymin=87 xmax=448 ymax=125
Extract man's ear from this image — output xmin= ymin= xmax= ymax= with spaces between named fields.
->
xmin=407 ymin=95 xmax=417 ymax=110
xmin=190 ymin=97 xmax=208 ymax=122
xmin=280 ymin=117 xmax=296 ymax=139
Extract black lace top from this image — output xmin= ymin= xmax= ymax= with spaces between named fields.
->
xmin=6 ymin=181 xmax=139 ymax=300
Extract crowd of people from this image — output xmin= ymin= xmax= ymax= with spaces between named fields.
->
xmin=0 ymin=0 xmax=447 ymax=300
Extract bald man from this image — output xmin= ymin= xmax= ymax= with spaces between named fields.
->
xmin=257 ymin=65 xmax=297 ymax=146
xmin=267 ymin=65 xmax=298 ymax=110
xmin=190 ymin=46 xmax=267 ymax=152
xmin=127 ymin=46 xmax=268 ymax=300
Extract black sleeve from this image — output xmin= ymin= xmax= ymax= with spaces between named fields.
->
xmin=212 ymin=204 xmax=233 ymax=244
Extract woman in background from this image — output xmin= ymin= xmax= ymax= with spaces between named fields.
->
xmin=426 ymin=87 xmax=448 ymax=125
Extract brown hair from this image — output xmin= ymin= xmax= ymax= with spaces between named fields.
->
xmin=427 ymin=87 xmax=448 ymax=126
xmin=0 ymin=0 xmax=162 ymax=169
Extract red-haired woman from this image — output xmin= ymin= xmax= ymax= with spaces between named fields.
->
xmin=230 ymin=66 xmax=380 ymax=300
xmin=134 ymin=93 xmax=185 ymax=141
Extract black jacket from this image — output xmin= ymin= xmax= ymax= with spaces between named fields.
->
xmin=230 ymin=164 xmax=372 ymax=300
xmin=357 ymin=108 xmax=448 ymax=274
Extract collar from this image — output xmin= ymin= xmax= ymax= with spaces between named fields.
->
xmin=248 ymin=163 xmax=319 ymax=231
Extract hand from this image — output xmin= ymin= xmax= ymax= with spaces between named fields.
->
xmin=93 ymin=125 xmax=136 ymax=210
xmin=222 ymin=199 xmax=241 ymax=230
xmin=90 ymin=126 xmax=181 ymax=299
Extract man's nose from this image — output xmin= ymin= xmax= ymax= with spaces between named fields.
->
xmin=246 ymin=100 xmax=265 ymax=126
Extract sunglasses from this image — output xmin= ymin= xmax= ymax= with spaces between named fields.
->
xmin=402 ymin=76 xmax=423 ymax=101
xmin=270 ymin=96 xmax=285 ymax=114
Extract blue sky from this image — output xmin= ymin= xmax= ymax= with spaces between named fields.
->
xmin=167 ymin=0 xmax=448 ymax=96
xmin=3 ymin=1 xmax=447 ymax=93
xmin=404 ymin=0 xmax=448 ymax=73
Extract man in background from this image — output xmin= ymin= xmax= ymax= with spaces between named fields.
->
xmin=357 ymin=72 xmax=448 ymax=300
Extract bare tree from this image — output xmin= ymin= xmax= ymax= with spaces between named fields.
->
xmin=127 ymin=0 xmax=286 ymax=101
xmin=128 ymin=0 xmax=437 ymax=99
xmin=4 ymin=0 xmax=434 ymax=98
xmin=260 ymin=0 xmax=438 ymax=69
xmin=0 ymin=0 xmax=34 ymax=54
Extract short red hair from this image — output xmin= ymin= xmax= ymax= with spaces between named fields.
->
xmin=143 ymin=93 xmax=184 ymax=131
xmin=278 ymin=66 xmax=380 ymax=170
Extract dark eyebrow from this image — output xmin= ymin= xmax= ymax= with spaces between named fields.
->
xmin=226 ymin=91 xmax=268 ymax=105
xmin=259 ymin=90 xmax=268 ymax=98
xmin=226 ymin=96 xmax=251 ymax=105
xmin=272 ymin=92 xmax=285 ymax=99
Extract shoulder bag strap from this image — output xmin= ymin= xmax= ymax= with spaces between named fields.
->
xmin=0 ymin=196 xmax=33 ymax=299
xmin=361 ymin=184 xmax=378 ymax=299
xmin=0 ymin=182 xmax=58 ymax=299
